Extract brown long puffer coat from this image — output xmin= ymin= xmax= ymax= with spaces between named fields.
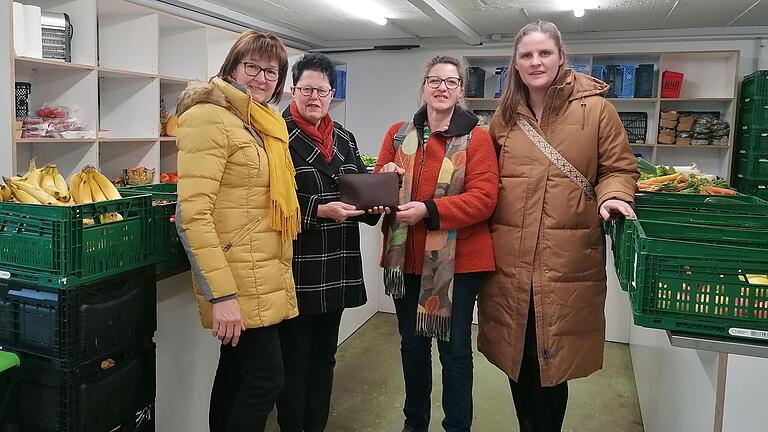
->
xmin=478 ymin=69 xmax=638 ymax=386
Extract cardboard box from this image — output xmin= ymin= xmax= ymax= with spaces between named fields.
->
xmin=678 ymin=115 xmax=694 ymax=125
xmin=660 ymin=119 xmax=678 ymax=129
xmin=675 ymin=137 xmax=691 ymax=146
xmin=676 ymin=122 xmax=692 ymax=132
xmin=660 ymin=128 xmax=676 ymax=137
xmin=660 ymin=111 xmax=679 ymax=121
xmin=658 ymin=134 xmax=677 ymax=144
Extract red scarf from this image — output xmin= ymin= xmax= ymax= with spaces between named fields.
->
xmin=290 ymin=101 xmax=335 ymax=163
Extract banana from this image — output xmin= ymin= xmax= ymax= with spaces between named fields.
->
xmin=111 ymin=212 xmax=123 ymax=222
xmin=8 ymin=187 xmax=41 ymax=204
xmin=39 ymin=168 xmax=59 ymax=198
xmin=24 ymin=159 xmax=43 ymax=188
xmin=90 ymin=169 xmax=121 ymax=201
xmin=3 ymin=177 xmax=54 ymax=205
xmin=0 ymin=185 xmax=11 ymax=202
xmin=78 ymin=174 xmax=93 ymax=204
xmin=87 ymin=171 xmax=107 ymax=202
xmin=69 ymin=173 xmax=82 ymax=203
xmin=50 ymin=165 xmax=70 ymax=202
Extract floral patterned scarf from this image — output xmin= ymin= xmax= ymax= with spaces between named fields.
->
xmin=383 ymin=122 xmax=469 ymax=341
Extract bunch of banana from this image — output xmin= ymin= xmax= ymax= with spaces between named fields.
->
xmin=70 ymin=166 xmax=124 ymax=223
xmin=0 ymin=185 xmax=11 ymax=202
xmin=1 ymin=159 xmax=72 ymax=206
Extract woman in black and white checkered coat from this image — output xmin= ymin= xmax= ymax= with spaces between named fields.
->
xmin=277 ymin=53 xmax=381 ymax=432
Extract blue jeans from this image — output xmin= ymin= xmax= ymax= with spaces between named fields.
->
xmin=394 ymin=273 xmax=480 ymax=432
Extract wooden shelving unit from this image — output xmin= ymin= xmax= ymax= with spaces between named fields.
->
xmin=463 ymin=50 xmax=740 ymax=179
xmin=3 ymin=0 xmax=305 ymax=182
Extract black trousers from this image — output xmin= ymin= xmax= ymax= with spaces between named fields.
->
xmin=276 ymin=310 xmax=344 ymax=432
xmin=509 ymin=295 xmax=569 ymax=432
xmin=209 ymin=325 xmax=284 ymax=432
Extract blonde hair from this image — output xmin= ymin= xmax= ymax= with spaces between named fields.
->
xmin=418 ymin=54 xmax=467 ymax=108
xmin=496 ymin=20 xmax=567 ymax=125
xmin=217 ymin=30 xmax=289 ymax=104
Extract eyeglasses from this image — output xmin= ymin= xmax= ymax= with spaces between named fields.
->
xmin=425 ymin=76 xmax=462 ymax=89
xmin=292 ymin=86 xmax=333 ymax=98
xmin=241 ymin=62 xmax=280 ymax=82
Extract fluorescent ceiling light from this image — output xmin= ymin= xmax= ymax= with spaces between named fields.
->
xmin=574 ymin=7 xmax=585 ymax=17
xmin=331 ymin=0 xmax=389 ymax=26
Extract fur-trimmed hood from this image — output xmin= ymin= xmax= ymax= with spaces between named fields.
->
xmin=176 ymin=79 xmax=228 ymax=117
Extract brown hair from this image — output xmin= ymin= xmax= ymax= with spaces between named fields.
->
xmin=217 ymin=30 xmax=289 ymax=104
xmin=496 ymin=20 xmax=567 ymax=126
xmin=418 ymin=54 xmax=467 ymax=107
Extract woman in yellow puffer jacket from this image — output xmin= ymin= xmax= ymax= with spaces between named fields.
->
xmin=175 ymin=30 xmax=301 ymax=431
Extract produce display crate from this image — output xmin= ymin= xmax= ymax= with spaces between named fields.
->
xmin=0 ymin=194 xmax=153 ymax=289
xmin=119 ymin=184 xmax=189 ymax=279
xmin=634 ymin=192 xmax=768 ymax=213
xmin=735 ymin=127 xmax=768 ymax=154
xmin=740 ymin=70 xmax=768 ymax=103
xmin=4 ymin=340 xmax=155 ymax=432
xmin=738 ymin=100 xmax=768 ymax=126
xmin=610 ymin=195 xmax=768 ymax=292
xmin=661 ymin=70 xmax=684 ymax=98
xmin=734 ymin=152 xmax=768 ymax=180
xmin=733 ymin=178 xmax=768 ymax=201
xmin=628 ymin=219 xmax=768 ymax=340
xmin=15 ymin=82 xmax=31 ymax=118
xmin=0 ymin=266 xmax=156 ymax=368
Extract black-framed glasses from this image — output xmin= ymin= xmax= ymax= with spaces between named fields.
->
xmin=292 ymin=86 xmax=333 ymax=98
xmin=425 ymin=76 xmax=462 ymax=89
xmin=241 ymin=62 xmax=280 ymax=82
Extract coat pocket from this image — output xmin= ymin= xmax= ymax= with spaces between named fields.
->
xmin=222 ymin=217 xmax=262 ymax=252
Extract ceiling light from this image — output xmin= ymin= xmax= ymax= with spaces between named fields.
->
xmin=574 ymin=7 xmax=585 ymax=17
xmin=331 ymin=0 xmax=389 ymax=26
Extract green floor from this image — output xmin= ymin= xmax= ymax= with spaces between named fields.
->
xmin=266 ymin=313 xmax=643 ymax=432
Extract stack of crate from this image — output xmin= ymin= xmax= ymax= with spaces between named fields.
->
xmin=733 ymin=70 xmax=768 ymax=200
xmin=0 ymin=193 xmax=157 ymax=431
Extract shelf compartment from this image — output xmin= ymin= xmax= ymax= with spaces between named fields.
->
xmin=98 ymin=141 xmax=160 ymax=182
xmin=659 ymin=52 xmax=738 ymax=99
xmin=15 ymin=0 xmax=98 ymax=65
xmin=159 ymin=14 xmax=207 ymax=81
xmin=206 ymin=27 xmax=237 ymax=78
xmin=14 ymin=66 xmax=98 ymax=136
xmin=98 ymin=2 xmax=157 ymax=75
xmin=15 ymin=140 xmax=98 ymax=180
xmin=15 ymin=56 xmax=95 ymax=73
xmin=98 ymin=75 xmax=159 ymax=139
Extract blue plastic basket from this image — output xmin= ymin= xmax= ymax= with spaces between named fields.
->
xmin=619 ymin=64 xmax=637 ymax=98
xmin=591 ymin=65 xmax=606 ymax=81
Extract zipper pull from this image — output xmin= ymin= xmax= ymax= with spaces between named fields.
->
xmin=222 ymin=243 xmax=232 ymax=252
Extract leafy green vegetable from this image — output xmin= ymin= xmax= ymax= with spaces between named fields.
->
xmin=360 ymin=155 xmax=377 ymax=167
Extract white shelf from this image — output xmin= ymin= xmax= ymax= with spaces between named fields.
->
xmin=16 ymin=138 xmax=97 ymax=144
xmin=15 ymin=56 xmax=95 ymax=73
xmin=159 ymin=14 xmax=207 ymax=81
xmin=99 ymin=75 xmax=159 ymax=139
xmin=98 ymin=1 xmax=158 ymax=74
xmin=98 ymin=140 xmax=159 ymax=181
xmin=99 ymin=138 xmax=159 ymax=143
xmin=98 ymin=67 xmax=157 ymax=79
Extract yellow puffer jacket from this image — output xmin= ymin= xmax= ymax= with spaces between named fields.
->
xmin=175 ymin=78 xmax=298 ymax=329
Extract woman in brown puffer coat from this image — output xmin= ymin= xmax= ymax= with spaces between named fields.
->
xmin=478 ymin=20 xmax=638 ymax=432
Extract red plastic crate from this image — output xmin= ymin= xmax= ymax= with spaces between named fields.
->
xmin=661 ymin=70 xmax=684 ymax=98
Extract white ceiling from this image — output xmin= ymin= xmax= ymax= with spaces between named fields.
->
xmin=175 ymin=0 xmax=768 ymax=48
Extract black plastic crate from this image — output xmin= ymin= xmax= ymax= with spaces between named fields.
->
xmin=634 ymin=64 xmax=654 ymax=98
xmin=4 ymin=340 xmax=155 ymax=432
xmin=465 ymin=66 xmax=486 ymax=98
xmin=618 ymin=112 xmax=648 ymax=143
xmin=0 ymin=266 xmax=157 ymax=368
xmin=14 ymin=82 xmax=30 ymax=118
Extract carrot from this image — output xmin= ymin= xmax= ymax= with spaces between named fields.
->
xmin=676 ymin=183 xmax=686 ymax=190
xmin=676 ymin=175 xmax=688 ymax=183
xmin=640 ymin=173 xmax=680 ymax=185
xmin=637 ymin=183 xmax=653 ymax=190
xmin=704 ymin=185 xmax=737 ymax=195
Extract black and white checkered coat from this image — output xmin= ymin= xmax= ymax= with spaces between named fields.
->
xmin=283 ymin=107 xmax=379 ymax=314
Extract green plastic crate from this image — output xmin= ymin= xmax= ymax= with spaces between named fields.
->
xmin=635 ymin=192 xmax=768 ymax=213
xmin=612 ymin=203 xmax=768 ymax=293
xmin=733 ymin=178 xmax=768 ymax=201
xmin=0 ymin=194 xmax=152 ymax=289
xmin=741 ymin=70 xmax=768 ymax=103
xmin=119 ymin=184 xmax=189 ymax=279
xmin=734 ymin=152 xmax=768 ymax=181
xmin=735 ymin=127 xmax=768 ymax=154
xmin=628 ymin=219 xmax=768 ymax=340
xmin=738 ymin=100 xmax=768 ymax=127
